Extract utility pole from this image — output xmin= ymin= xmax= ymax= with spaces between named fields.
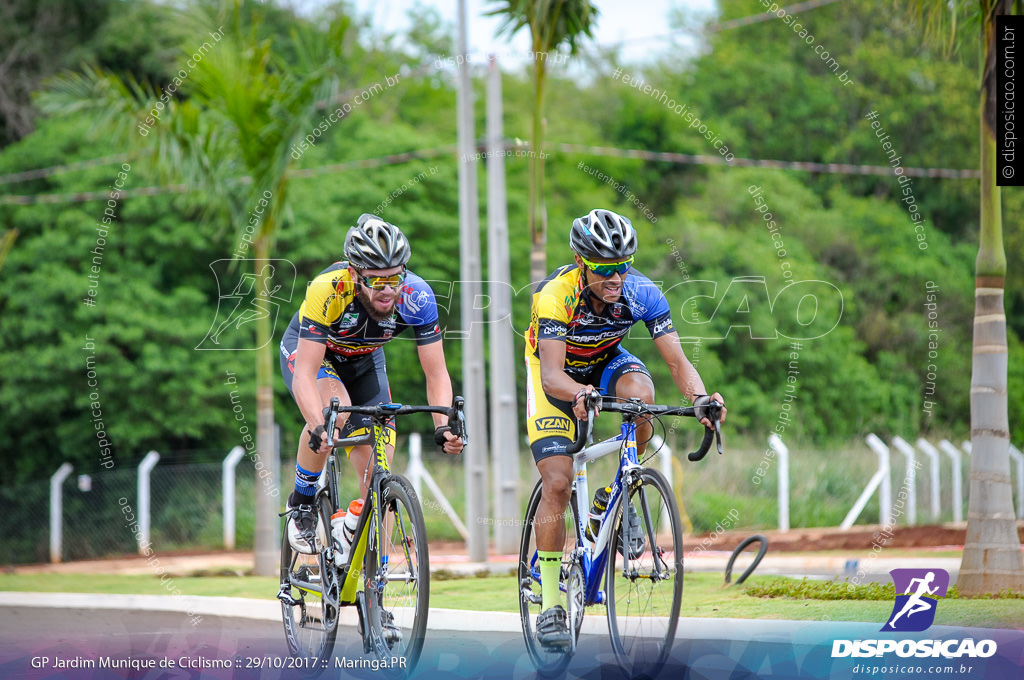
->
xmin=486 ymin=55 xmax=520 ymax=554
xmin=456 ymin=0 xmax=489 ymax=562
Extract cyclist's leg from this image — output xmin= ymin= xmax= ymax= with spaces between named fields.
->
xmin=599 ymin=348 xmax=655 ymax=455
xmin=525 ymin=355 xmax=577 ymax=633
xmin=281 ymin=329 xmax=353 ymax=500
xmin=339 ymin=350 xmax=396 ymax=496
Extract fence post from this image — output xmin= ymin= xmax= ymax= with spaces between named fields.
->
xmin=138 ymin=451 xmax=160 ymax=554
xmin=915 ymin=439 xmax=942 ymax=521
xmin=408 ymin=433 xmax=423 ymax=499
xmin=223 ymin=446 xmax=246 ymax=550
xmin=841 ymin=434 xmax=890 ymax=529
xmin=890 ymin=436 xmax=917 ymax=526
xmin=768 ymin=434 xmax=790 ymax=532
xmin=650 ymin=435 xmax=673 ymax=530
xmin=49 ymin=462 xmax=73 ymax=563
xmin=938 ymin=440 xmax=964 ymax=523
xmin=405 ymin=433 xmax=469 ymax=540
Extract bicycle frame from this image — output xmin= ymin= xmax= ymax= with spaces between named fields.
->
xmin=527 ymin=418 xmax=644 ymax=608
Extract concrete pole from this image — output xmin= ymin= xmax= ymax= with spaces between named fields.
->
xmin=457 ymin=0 xmax=489 ymax=562
xmin=486 ymin=54 xmax=520 ymax=554
xmin=49 ymin=463 xmax=73 ymax=563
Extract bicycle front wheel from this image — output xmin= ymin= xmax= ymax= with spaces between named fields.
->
xmin=605 ymin=467 xmax=682 ymax=679
xmin=518 ymin=479 xmax=581 ymax=676
xmin=280 ymin=493 xmax=339 ymax=674
xmin=365 ymin=475 xmax=429 ymax=673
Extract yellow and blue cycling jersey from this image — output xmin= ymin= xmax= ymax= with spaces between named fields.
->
xmin=524 ymin=264 xmax=675 ymax=373
xmin=523 ymin=264 xmax=676 ymax=459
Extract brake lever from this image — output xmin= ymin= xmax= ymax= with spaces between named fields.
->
xmin=452 ymin=396 xmax=467 ymax=445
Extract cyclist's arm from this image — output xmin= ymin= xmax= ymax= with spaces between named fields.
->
xmin=653 ymin=332 xmax=727 ymax=425
xmin=416 ymin=340 xmax=463 ymax=454
xmin=293 ymin=338 xmax=337 ymax=432
xmin=538 ymin=338 xmax=594 ymax=420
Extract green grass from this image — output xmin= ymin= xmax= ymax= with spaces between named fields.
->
xmin=3 ymin=571 xmax=1020 ymax=629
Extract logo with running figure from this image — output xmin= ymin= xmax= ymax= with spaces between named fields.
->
xmin=882 ymin=568 xmax=949 ymax=632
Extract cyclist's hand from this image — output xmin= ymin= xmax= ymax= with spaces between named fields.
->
xmin=693 ymin=393 xmax=727 ymax=428
xmin=572 ymin=385 xmax=598 ymax=421
xmin=434 ymin=426 xmax=463 ymax=455
xmin=307 ymin=425 xmax=331 ymax=455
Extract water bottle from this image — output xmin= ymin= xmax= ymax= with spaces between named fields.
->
xmin=343 ymin=498 xmax=364 ymax=546
xmin=586 ymin=486 xmax=612 ymax=542
xmin=331 ymin=510 xmax=350 ymax=564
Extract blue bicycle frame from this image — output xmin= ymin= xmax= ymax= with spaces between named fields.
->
xmin=528 ymin=417 xmax=643 ymax=607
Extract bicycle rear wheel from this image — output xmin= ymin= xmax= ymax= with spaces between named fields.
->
xmin=605 ymin=467 xmax=682 ymax=679
xmin=280 ymin=493 xmax=339 ymax=674
xmin=365 ymin=474 xmax=429 ymax=673
xmin=518 ymin=479 xmax=582 ymax=676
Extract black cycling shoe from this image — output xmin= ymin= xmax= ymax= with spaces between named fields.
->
xmin=617 ymin=502 xmax=646 ymax=560
xmin=536 ymin=605 xmax=571 ymax=649
xmin=287 ymin=502 xmax=318 ymax=555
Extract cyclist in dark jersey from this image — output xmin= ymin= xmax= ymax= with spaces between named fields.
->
xmin=524 ymin=208 xmax=726 ymax=647
xmin=280 ymin=214 xmax=463 ymax=554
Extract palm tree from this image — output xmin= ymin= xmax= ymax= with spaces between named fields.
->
xmin=907 ymin=0 xmax=1023 ymax=595
xmin=488 ymin=0 xmax=598 ymax=285
xmin=38 ymin=4 xmax=358 ymax=576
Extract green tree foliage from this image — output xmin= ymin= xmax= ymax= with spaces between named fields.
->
xmin=0 ymin=0 xmax=1020 ymax=491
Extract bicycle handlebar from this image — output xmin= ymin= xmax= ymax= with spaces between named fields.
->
xmin=321 ymin=396 xmax=467 ymax=449
xmin=565 ymin=393 xmax=724 ymax=461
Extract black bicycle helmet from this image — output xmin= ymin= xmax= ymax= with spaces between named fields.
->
xmin=569 ymin=209 xmax=637 ymax=260
xmin=344 ymin=214 xmax=411 ymax=269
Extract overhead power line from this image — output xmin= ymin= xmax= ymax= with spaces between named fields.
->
xmin=0 ymin=154 xmax=131 ymax=186
xmin=706 ymin=0 xmax=844 ymax=33
xmin=0 ymin=140 xmax=977 ymax=205
xmin=557 ymin=143 xmax=980 ymax=179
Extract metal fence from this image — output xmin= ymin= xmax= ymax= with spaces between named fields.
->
xmin=1 ymin=456 xmax=262 ymax=565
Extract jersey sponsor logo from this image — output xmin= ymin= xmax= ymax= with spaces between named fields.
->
xmin=322 ymin=295 xmax=335 ymax=318
xmin=541 ymin=321 xmax=567 ymax=336
xmin=567 ymin=328 xmax=627 ymax=344
xmin=540 ymin=441 xmax=568 ymax=455
xmin=339 ymin=312 xmax=359 ymax=328
xmin=565 ymin=356 xmax=600 ymax=368
xmin=535 ymin=416 xmax=572 ymax=432
xmin=609 ymin=302 xmax=626 ymax=318
xmin=650 ymin=317 xmax=674 ymax=335
xmin=306 ymin=324 xmax=324 ymax=336
xmin=404 ymin=289 xmax=430 ymax=314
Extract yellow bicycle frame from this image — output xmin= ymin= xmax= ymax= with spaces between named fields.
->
xmin=339 ymin=423 xmax=390 ymax=605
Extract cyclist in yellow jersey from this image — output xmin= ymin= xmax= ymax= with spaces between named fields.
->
xmin=525 ymin=208 xmax=726 ymax=647
xmin=280 ymin=215 xmax=463 ymax=554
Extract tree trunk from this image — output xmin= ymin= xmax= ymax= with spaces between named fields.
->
xmin=254 ymin=236 xmax=278 ymax=577
xmin=958 ymin=8 xmax=1024 ymax=594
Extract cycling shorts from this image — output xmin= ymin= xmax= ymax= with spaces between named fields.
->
xmin=525 ymin=347 xmax=651 ymax=462
xmin=280 ymin=324 xmax=396 ymax=448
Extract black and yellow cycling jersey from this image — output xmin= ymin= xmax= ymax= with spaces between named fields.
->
xmin=524 ymin=264 xmax=675 ymax=374
xmin=287 ymin=261 xmax=442 ymax=357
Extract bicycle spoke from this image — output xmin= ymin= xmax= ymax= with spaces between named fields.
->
xmin=279 ymin=494 xmax=338 ymax=674
xmin=365 ymin=476 xmax=428 ymax=673
xmin=518 ymin=480 xmax=580 ymax=676
xmin=606 ymin=469 xmax=682 ymax=680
